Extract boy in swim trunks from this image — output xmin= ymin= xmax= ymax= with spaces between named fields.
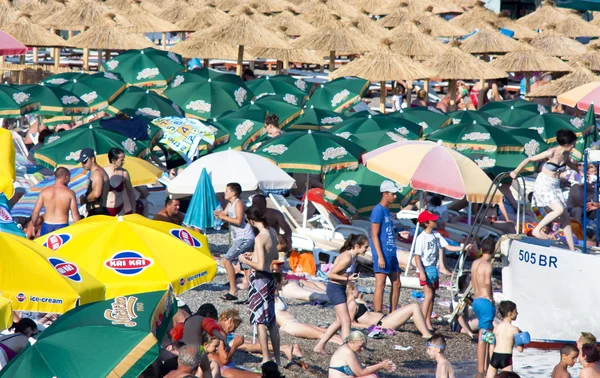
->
xmin=414 ymin=211 xmax=470 ymax=331
xmin=472 ymin=238 xmax=497 ymax=376
xmin=486 ymin=301 xmax=523 ymax=378
xmin=426 ymin=334 xmax=455 ymax=378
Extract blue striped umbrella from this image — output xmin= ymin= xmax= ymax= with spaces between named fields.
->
xmin=0 ymin=194 xmax=25 ymax=237
xmin=11 ymin=168 xmax=89 ymax=219
xmin=183 ymin=167 xmax=219 ymax=230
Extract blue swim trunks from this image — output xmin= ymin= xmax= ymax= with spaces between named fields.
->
xmin=40 ymin=222 xmax=68 ymax=236
xmin=372 ymin=252 xmax=400 ymax=274
xmin=473 ymin=298 xmax=496 ymax=331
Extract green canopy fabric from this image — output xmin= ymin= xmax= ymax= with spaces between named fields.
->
xmin=556 ymin=0 xmax=600 ymax=11
xmin=15 ymin=84 xmax=89 ymax=117
xmin=288 ymin=106 xmax=348 ymax=131
xmin=212 ymin=108 xmax=267 ymax=151
xmin=389 ymin=106 xmax=452 ymax=135
xmin=447 ymin=110 xmax=499 ymax=126
xmin=0 ymin=84 xmax=40 ymax=118
xmin=246 ymin=75 xmax=310 ymax=104
xmin=0 ymin=291 xmax=177 ymax=378
xmin=305 ymin=77 xmax=370 ymax=112
xmin=49 ymin=72 xmax=127 ymax=114
xmin=242 ymin=96 xmax=303 ymax=129
xmin=107 ymin=87 xmax=183 ymax=121
xmin=480 ymin=99 xmax=547 ymax=126
xmin=328 ymin=114 xmax=423 ymax=142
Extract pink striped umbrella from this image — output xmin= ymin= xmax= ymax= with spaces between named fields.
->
xmin=0 ymin=31 xmax=27 ymax=56
xmin=574 ymin=85 xmax=600 ymax=114
xmin=362 ymin=140 xmax=501 ymax=203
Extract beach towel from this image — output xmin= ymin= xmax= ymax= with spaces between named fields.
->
xmin=288 ymin=250 xmax=317 ymax=275
xmin=248 ymin=270 xmax=276 ymax=326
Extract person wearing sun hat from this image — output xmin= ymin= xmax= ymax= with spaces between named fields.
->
xmin=414 ymin=210 xmax=471 ymax=332
xmin=370 ymin=180 xmax=402 ymax=313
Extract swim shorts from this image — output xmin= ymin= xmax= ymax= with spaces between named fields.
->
xmin=326 ymin=282 xmax=347 ymax=306
xmin=490 ymin=352 xmax=513 ymax=370
xmin=472 ymin=298 xmax=496 ymax=331
xmin=419 ymin=265 xmax=439 ymax=289
xmin=372 ymin=252 xmax=400 ymax=274
xmin=40 ymin=222 xmax=68 ymax=236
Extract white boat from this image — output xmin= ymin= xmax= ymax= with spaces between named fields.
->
xmin=498 ymin=236 xmax=600 ymax=347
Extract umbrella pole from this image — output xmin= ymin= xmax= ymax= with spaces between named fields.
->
xmin=524 ymin=72 xmax=531 ymax=98
xmin=105 ymin=50 xmax=110 ymax=62
xmin=406 ymin=81 xmax=413 ymax=106
xmin=328 ymin=50 xmax=335 ymax=79
xmin=477 ymin=79 xmax=485 ymax=110
xmin=302 ymin=173 xmax=309 ymax=229
xmin=424 ymin=79 xmax=429 ymax=104
xmin=68 ymin=30 xmax=73 ymax=39
xmin=283 ymin=60 xmax=290 ymax=75
xmin=98 ymin=49 xmax=103 ymax=66
xmin=203 ymin=58 xmax=209 ymax=68
xmin=83 ymin=48 xmax=89 ymax=71
xmin=450 ymin=80 xmax=457 ymax=111
xmin=54 ymin=48 xmax=60 ymax=72
xmin=162 ymin=33 xmax=167 ymax=50
xmin=380 ymin=80 xmax=387 ymax=114
xmin=236 ymin=45 xmax=244 ymax=77
xmin=33 ymin=48 xmax=38 ymax=67
xmin=276 ymin=60 xmax=282 ymax=75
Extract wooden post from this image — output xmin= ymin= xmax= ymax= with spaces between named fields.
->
xmin=477 ymin=79 xmax=486 ymax=110
xmin=68 ymin=30 xmax=73 ymax=39
xmin=283 ymin=59 xmax=290 ymax=75
xmin=98 ymin=49 xmax=103 ymax=66
xmin=105 ymin=50 xmax=110 ymax=61
xmin=181 ymin=32 xmax=187 ymax=41
xmin=380 ymin=80 xmax=387 ymax=114
xmin=449 ymin=79 xmax=457 ymax=111
xmin=33 ymin=47 xmax=38 ymax=66
xmin=203 ymin=58 xmax=209 ymax=68
xmin=329 ymin=50 xmax=335 ymax=73
xmin=275 ymin=60 xmax=282 ymax=74
xmin=236 ymin=45 xmax=244 ymax=77
xmin=524 ymin=72 xmax=531 ymax=97
xmin=0 ymin=56 xmax=4 ymax=68
xmin=162 ymin=32 xmax=167 ymax=49
xmin=54 ymin=48 xmax=60 ymax=71
xmin=406 ymin=81 xmax=413 ymax=106
xmin=19 ymin=55 xmax=24 ymax=65
xmin=424 ymin=79 xmax=430 ymax=104
xmin=83 ymin=48 xmax=89 ymax=71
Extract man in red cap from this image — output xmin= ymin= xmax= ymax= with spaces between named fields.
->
xmin=414 ymin=211 xmax=470 ymax=331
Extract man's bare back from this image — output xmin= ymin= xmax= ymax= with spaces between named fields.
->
xmin=472 ymin=258 xmax=493 ymax=300
xmin=40 ymin=185 xmax=77 ymax=224
xmin=581 ymin=364 xmax=600 ymax=378
xmin=252 ymin=228 xmax=279 ymax=272
xmin=436 ymin=357 xmax=455 ymax=378
xmin=89 ymin=165 xmax=110 ymax=207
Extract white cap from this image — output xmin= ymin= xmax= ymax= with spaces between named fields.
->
xmin=380 ymin=180 xmax=399 ymax=193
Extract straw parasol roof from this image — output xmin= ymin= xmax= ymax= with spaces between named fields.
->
xmin=247 ymin=0 xmax=298 ymax=14
xmin=348 ymin=0 xmax=386 ymax=14
xmin=569 ymin=51 xmax=600 ymax=72
xmin=344 ymin=13 xmax=391 ymax=37
xmin=376 ymin=7 xmax=412 ymax=28
xmin=213 ymin=0 xmax=242 ymax=12
xmin=268 ymin=10 xmax=316 ymax=36
xmin=490 ymin=48 xmax=573 ymax=73
xmin=372 ymin=0 xmax=408 ymax=15
xmin=114 ymin=0 xmax=180 ymax=33
xmin=2 ymin=14 xmax=70 ymax=47
xmin=171 ymin=37 xmax=250 ymax=59
xmin=66 ymin=15 xmax=154 ymax=50
xmin=389 ymin=22 xmax=448 ymax=61
xmin=300 ymin=7 xmax=346 ymax=29
xmin=249 ymin=46 xmax=324 ymax=64
xmin=527 ymin=66 xmax=600 ymax=98
xmin=553 ymin=15 xmax=600 ymax=38
xmin=229 ymin=3 xmax=270 ymax=23
xmin=412 ymin=8 xmax=467 ymax=37
xmin=291 ymin=21 xmax=373 ymax=53
xmin=39 ymin=0 xmax=132 ymax=30
xmin=494 ymin=12 xmax=537 ymax=39
xmin=459 ymin=25 xmax=523 ymax=55
xmin=0 ymin=1 xmax=19 ymax=26
xmin=408 ymin=0 xmax=463 ymax=15
xmin=424 ymin=43 xmax=507 ymax=80
xmin=157 ymin=1 xmax=195 ymax=24
xmin=330 ymin=38 xmax=435 ymax=81
xmin=175 ymin=6 xmax=230 ymax=31
xmin=29 ymin=0 xmax=68 ymax=23
xmin=448 ymin=1 xmax=499 ymax=32
xmin=298 ymin=0 xmax=361 ymax=19
xmin=516 ymin=0 xmax=573 ymax=30
xmin=528 ymin=29 xmax=588 ymax=57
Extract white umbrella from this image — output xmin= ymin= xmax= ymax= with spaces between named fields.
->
xmin=167 ymin=149 xmax=296 ymax=197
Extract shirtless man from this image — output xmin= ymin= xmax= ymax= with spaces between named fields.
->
xmin=472 ymin=239 xmax=496 ymax=377
xmin=78 ymin=148 xmax=109 ymax=216
xmin=164 ymin=345 xmax=208 ymax=378
xmin=30 ymin=167 xmax=80 ymax=236
xmin=426 ymin=334 xmax=455 ymax=378
xmin=154 ymin=197 xmax=184 ymax=225
xmin=239 ymin=205 xmax=280 ymax=366
xmin=580 ymin=344 xmax=600 ymax=378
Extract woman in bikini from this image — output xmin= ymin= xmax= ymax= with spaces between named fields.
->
xmin=103 ymin=148 xmax=136 ymax=216
xmin=0 ymin=318 xmax=38 ymax=365
xmin=511 ymin=129 xmax=578 ymax=250
xmin=328 ymin=331 xmax=396 ymax=378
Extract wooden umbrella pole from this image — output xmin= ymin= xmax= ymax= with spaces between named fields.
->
xmin=162 ymin=33 xmax=167 ymax=49
xmin=477 ymin=79 xmax=485 ymax=110
xmin=68 ymin=30 xmax=73 ymax=39
xmin=406 ymin=81 xmax=413 ymax=106
xmin=283 ymin=59 xmax=290 ymax=74
xmin=83 ymin=48 xmax=89 ymax=71
xmin=524 ymin=72 xmax=531 ymax=98
xmin=203 ymin=58 xmax=209 ymax=68
xmin=54 ymin=48 xmax=60 ymax=71
xmin=380 ymin=80 xmax=387 ymax=114
xmin=98 ymin=49 xmax=103 ymax=66
xmin=0 ymin=56 xmax=4 ymax=69
xmin=33 ymin=47 xmax=38 ymax=66
xmin=105 ymin=50 xmax=110 ymax=61
xmin=450 ymin=79 xmax=457 ymax=111
xmin=276 ymin=60 xmax=283 ymax=74
xmin=329 ymin=50 xmax=335 ymax=75
xmin=424 ymin=79 xmax=430 ymax=104
xmin=236 ymin=45 xmax=244 ymax=77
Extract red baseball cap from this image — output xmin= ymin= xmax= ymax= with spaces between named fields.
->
xmin=417 ymin=211 xmax=439 ymax=224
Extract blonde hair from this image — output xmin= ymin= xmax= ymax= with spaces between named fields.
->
xmin=219 ymin=309 xmax=242 ymax=327
xmin=346 ymin=330 xmax=366 ymax=344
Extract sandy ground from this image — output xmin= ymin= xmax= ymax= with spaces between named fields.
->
xmin=180 ymin=230 xmax=478 ymax=378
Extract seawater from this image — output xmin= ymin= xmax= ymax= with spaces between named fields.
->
xmin=513 ymin=347 xmax=582 ymax=377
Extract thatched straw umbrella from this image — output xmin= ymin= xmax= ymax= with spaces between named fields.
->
xmin=448 ymin=1 xmax=499 ymax=32
xmin=425 ymin=43 xmax=507 ymax=110
xmin=175 ymin=6 xmax=230 ymax=31
xmin=331 ymin=38 xmax=435 ymax=113
xmin=372 ymin=0 xmax=407 ymax=15
xmin=376 ymin=7 xmax=411 ymax=28
xmin=389 ymin=21 xmax=447 ymax=61
xmin=569 ymin=51 xmax=600 ymax=73
xmin=298 ymin=0 xmax=362 ymax=19
xmin=553 ymin=15 xmax=600 ymax=38
xmin=494 ymin=12 xmax=537 ymax=39
xmin=300 ymin=9 xmax=346 ymax=29
xmin=157 ymin=1 xmax=195 ymax=24
xmin=193 ymin=6 xmax=291 ymax=76
xmin=412 ymin=8 xmax=467 ymax=37
xmin=30 ymin=0 xmax=68 ymax=23
xmin=348 ymin=0 xmax=386 ymax=14
xmin=528 ymin=29 xmax=587 ymax=57
xmin=229 ymin=3 xmax=270 ymax=23
xmin=0 ymin=1 xmax=19 ymax=27
xmin=39 ymin=0 xmax=131 ymax=35
xmin=527 ymin=66 xmax=600 ymax=98
xmin=490 ymin=48 xmax=572 ymax=94
xmin=172 ymin=37 xmax=252 ymax=66
xmin=408 ymin=0 xmax=463 ymax=15
xmin=213 ymin=0 xmax=242 ymax=12
xmin=249 ymin=45 xmax=324 ymax=74
xmin=516 ymin=0 xmax=573 ymax=30
xmin=344 ymin=13 xmax=390 ymax=37
xmin=268 ymin=10 xmax=316 ymax=36
xmin=248 ymin=0 xmax=298 ymax=14
xmin=291 ymin=20 xmax=373 ymax=76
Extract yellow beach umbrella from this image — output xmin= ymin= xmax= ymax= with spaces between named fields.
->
xmin=94 ymin=155 xmax=162 ymax=186
xmin=35 ymin=214 xmax=216 ymax=299
xmin=0 ymin=296 xmax=13 ymax=331
xmin=0 ymin=233 xmax=106 ymax=313
xmin=0 ymin=128 xmax=15 ymax=199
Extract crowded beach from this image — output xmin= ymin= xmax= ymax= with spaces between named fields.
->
xmin=0 ymin=0 xmax=600 ymax=377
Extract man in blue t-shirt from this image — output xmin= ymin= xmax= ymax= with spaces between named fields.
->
xmin=370 ymin=180 xmax=401 ymax=313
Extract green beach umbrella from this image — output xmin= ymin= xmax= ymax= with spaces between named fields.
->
xmin=389 ymin=106 xmax=452 ymax=135
xmin=305 ymin=77 xmax=370 ymax=113
xmin=34 ymin=124 xmax=150 ymax=168
xmin=0 ymin=290 xmax=177 ymax=378
xmin=197 ymin=121 xmax=230 ymax=156
xmin=427 ymin=121 xmax=524 ymax=172
xmin=447 ymin=110 xmax=499 ymax=127
xmin=16 ymin=84 xmax=89 ymax=117
xmin=107 ymin=87 xmax=183 ymax=121
xmin=480 ymin=99 xmax=547 ymax=125
xmin=0 ymin=84 xmax=40 ymax=118
xmin=347 ymin=130 xmax=417 ymax=151
xmin=49 ymin=72 xmax=127 ymax=114
xmin=212 ymin=108 xmax=267 ymax=151
xmin=288 ymin=106 xmax=348 ymax=131
xmin=254 ymin=130 xmax=365 ymax=174
xmin=324 ymin=165 xmax=416 ymax=217
xmin=41 ymin=72 xmax=87 ymax=86
xmin=102 ymin=48 xmax=185 ymax=89
xmin=328 ymin=113 xmax=423 ymax=141
xmin=242 ymin=96 xmax=303 ymax=129
xmin=246 ymin=75 xmax=310 ymax=104
xmin=163 ymin=70 xmax=252 ymax=120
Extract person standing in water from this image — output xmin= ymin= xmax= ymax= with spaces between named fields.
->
xmin=78 ymin=148 xmax=109 ymax=216
xmin=511 ymin=129 xmax=578 ymax=250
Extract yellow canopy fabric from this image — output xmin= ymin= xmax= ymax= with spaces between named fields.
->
xmin=0 ymin=128 xmax=15 ymax=199
xmin=0 ymin=296 xmax=14 ymax=332
xmin=93 ymin=155 xmax=162 ymax=187
xmin=557 ymin=81 xmax=600 ymax=108
xmin=0 ymin=233 xmax=106 ymax=313
xmin=35 ymin=214 xmax=216 ymax=299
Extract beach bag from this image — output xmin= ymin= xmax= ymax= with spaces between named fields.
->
xmin=288 ymin=250 xmax=317 ymax=275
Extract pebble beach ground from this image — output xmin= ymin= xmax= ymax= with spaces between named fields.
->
xmin=180 ymin=230 xmax=478 ymax=378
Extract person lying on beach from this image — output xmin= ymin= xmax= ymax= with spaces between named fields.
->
xmin=551 ymin=344 xmax=579 ymax=378
xmin=278 ymin=276 xmax=328 ymax=303
xmin=510 ymin=129 xmax=578 ymax=251
xmin=345 ymin=283 xmax=433 ymax=338
xmin=426 ymin=334 xmax=455 ymax=378
xmin=328 ymin=331 xmax=396 ymax=378
xmin=579 ymin=344 xmax=600 ymax=378
xmin=273 ymin=273 xmax=343 ymax=345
